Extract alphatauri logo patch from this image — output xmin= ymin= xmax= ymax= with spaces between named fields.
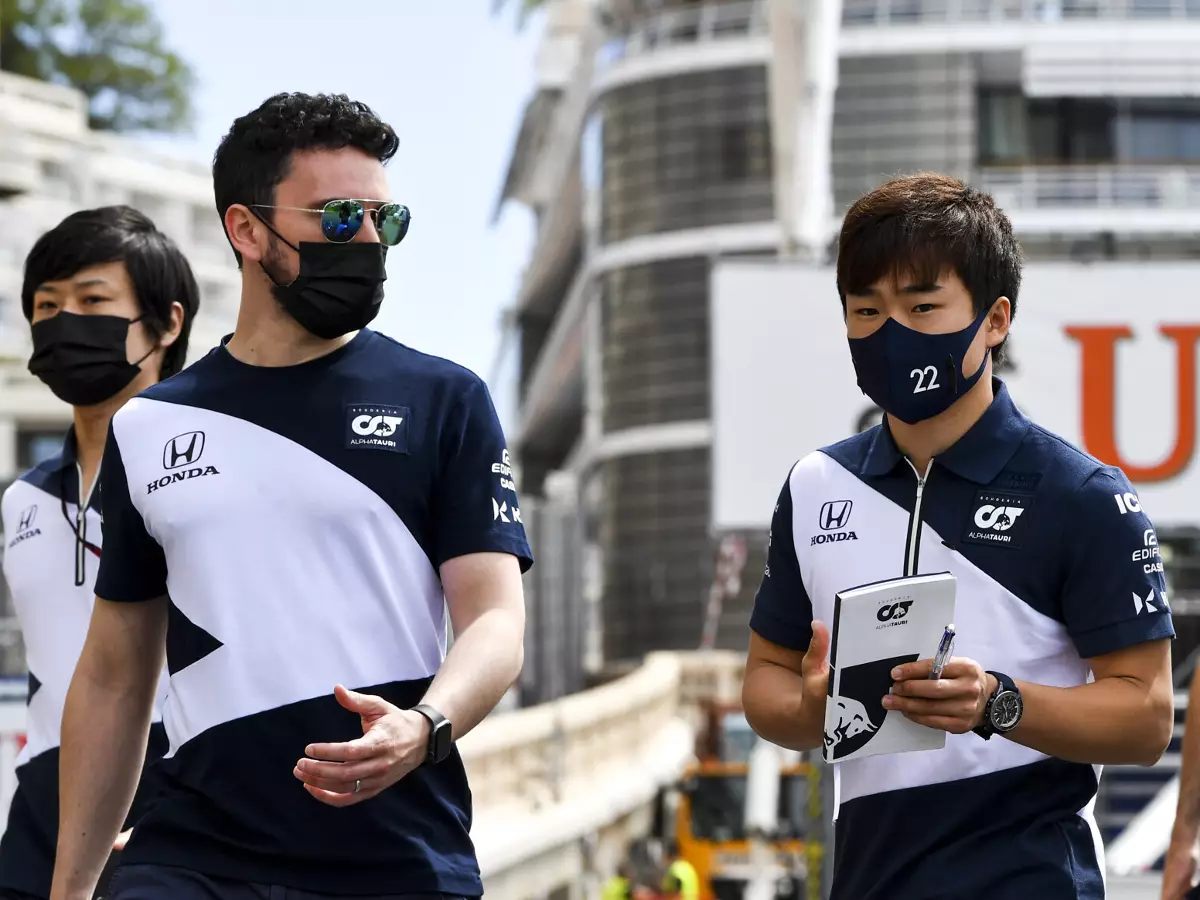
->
xmin=346 ymin=404 xmax=409 ymax=454
xmin=962 ymin=490 xmax=1032 ymax=549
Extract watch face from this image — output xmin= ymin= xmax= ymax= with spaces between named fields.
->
xmin=991 ymin=691 xmax=1023 ymax=731
xmin=432 ymin=720 xmax=452 ymax=759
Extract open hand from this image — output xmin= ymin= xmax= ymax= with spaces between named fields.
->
xmin=1162 ymin=832 xmax=1200 ymax=900
xmin=293 ymin=685 xmax=431 ymax=807
xmin=884 ymin=657 xmax=995 ymax=734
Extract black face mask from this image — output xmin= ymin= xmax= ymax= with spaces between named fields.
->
xmin=263 ymin=239 xmax=388 ymax=340
xmin=28 ymin=312 xmax=153 ymax=407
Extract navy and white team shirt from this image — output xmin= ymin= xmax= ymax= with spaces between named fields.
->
xmin=0 ymin=430 xmax=168 ymax=899
xmin=94 ymin=328 xmax=534 ymax=896
xmin=751 ymin=379 xmax=1175 ymax=900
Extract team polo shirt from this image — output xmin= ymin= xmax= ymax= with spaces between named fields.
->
xmin=750 ymin=379 xmax=1175 ymax=900
xmin=0 ymin=430 xmax=168 ymax=898
xmin=93 ymin=328 xmax=534 ymax=896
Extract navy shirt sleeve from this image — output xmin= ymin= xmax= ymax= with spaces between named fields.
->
xmin=94 ymin=423 xmax=169 ymax=603
xmin=749 ymin=466 xmax=813 ymax=651
xmin=432 ymin=376 xmax=534 ymax=573
xmin=1059 ymin=467 xmax=1175 ymax=658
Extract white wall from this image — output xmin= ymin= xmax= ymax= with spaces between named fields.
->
xmin=711 ymin=259 xmax=1200 ymax=531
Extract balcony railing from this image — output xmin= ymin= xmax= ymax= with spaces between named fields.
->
xmin=842 ymin=0 xmax=1200 ymax=25
xmin=595 ymin=0 xmax=768 ymax=69
xmin=977 ymin=165 xmax=1200 ymax=210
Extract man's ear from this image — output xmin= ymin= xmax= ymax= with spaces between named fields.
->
xmin=225 ymin=204 xmax=267 ymax=265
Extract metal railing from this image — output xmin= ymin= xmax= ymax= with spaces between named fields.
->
xmin=977 ymin=165 xmax=1200 ymax=210
xmin=842 ymin=0 xmax=1200 ymax=24
xmin=595 ymin=0 xmax=768 ymax=69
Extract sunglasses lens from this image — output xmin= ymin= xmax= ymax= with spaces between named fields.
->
xmin=321 ymin=200 xmax=365 ymax=243
xmin=377 ymin=204 xmax=411 ymax=246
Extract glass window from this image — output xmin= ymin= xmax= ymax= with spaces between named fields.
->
xmin=17 ymin=428 xmax=65 ymax=470
xmin=601 ymin=67 xmax=774 ymax=244
xmin=978 ymin=90 xmax=1029 ymax=164
xmin=1122 ymin=100 xmax=1200 ymax=162
xmin=1028 ymin=100 xmax=1063 ymax=163
xmin=688 ymin=774 xmax=747 ymax=842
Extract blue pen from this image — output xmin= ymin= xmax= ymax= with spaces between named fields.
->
xmin=929 ymin=624 xmax=955 ymax=680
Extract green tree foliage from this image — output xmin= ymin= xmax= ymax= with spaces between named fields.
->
xmin=0 ymin=0 xmax=195 ymax=133
xmin=491 ymin=0 xmax=547 ymax=29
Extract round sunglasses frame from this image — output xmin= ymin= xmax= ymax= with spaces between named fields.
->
xmin=251 ymin=199 xmax=411 ymax=246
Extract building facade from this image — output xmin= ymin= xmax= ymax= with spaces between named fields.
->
xmin=0 ymin=70 xmax=240 ymax=673
xmin=501 ymin=0 xmax=1200 ymax=681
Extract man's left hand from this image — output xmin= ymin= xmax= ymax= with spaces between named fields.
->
xmin=885 ymin=658 xmax=996 ymax=734
xmin=293 ymin=684 xmax=430 ymax=807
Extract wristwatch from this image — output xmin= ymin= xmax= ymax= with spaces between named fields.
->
xmin=973 ymin=671 xmax=1023 ymax=740
xmin=411 ymin=703 xmax=453 ymax=765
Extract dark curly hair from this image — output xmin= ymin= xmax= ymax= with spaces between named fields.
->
xmin=212 ymin=92 xmax=400 ymax=267
xmin=836 ymin=172 xmax=1023 ymax=364
xmin=22 ymin=205 xmax=200 ymax=379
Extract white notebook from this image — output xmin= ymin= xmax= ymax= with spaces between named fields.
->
xmin=821 ymin=571 xmax=957 ymax=764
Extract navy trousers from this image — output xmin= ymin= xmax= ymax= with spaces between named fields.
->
xmin=106 ymin=865 xmax=475 ymax=900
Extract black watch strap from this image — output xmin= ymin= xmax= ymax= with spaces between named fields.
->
xmin=411 ymin=703 xmax=452 ymax=765
xmin=973 ymin=670 xmax=1018 ymax=741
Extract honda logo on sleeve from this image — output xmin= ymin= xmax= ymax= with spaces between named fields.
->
xmin=16 ymin=505 xmax=37 ymax=533
xmin=163 ymin=432 xmax=205 ymax=469
xmin=6 ymin=503 xmax=42 ymax=549
xmin=819 ymin=500 xmax=853 ymax=531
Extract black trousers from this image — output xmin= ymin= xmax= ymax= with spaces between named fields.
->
xmin=0 ymin=851 xmax=120 ymax=900
xmin=106 ymin=864 xmax=475 ymax=900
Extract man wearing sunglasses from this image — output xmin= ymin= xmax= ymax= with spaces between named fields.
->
xmin=49 ymin=93 xmax=531 ymax=900
xmin=0 ymin=205 xmax=199 ymax=900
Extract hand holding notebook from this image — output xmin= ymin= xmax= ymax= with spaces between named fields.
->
xmin=821 ymin=571 xmax=957 ymax=764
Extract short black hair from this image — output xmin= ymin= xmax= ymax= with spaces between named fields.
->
xmin=836 ymin=173 xmax=1023 ymax=363
xmin=21 ymin=205 xmax=200 ymax=379
xmin=212 ymin=92 xmax=400 ymax=267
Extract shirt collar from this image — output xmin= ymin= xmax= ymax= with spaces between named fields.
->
xmin=861 ymin=379 xmax=1030 ymax=484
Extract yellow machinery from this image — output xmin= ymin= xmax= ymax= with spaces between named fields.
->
xmin=662 ymin=708 xmax=815 ymax=900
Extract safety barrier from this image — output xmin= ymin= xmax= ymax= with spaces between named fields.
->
xmin=461 ymin=650 xmax=747 ymax=896
xmin=0 ymin=653 xmax=744 ymax=898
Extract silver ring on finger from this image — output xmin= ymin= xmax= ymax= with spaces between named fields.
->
xmin=354 ymin=779 xmax=361 ymax=794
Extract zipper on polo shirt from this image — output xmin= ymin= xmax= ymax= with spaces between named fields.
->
xmin=903 ymin=459 xmax=934 ymax=577
xmin=73 ymin=461 xmax=99 ymax=587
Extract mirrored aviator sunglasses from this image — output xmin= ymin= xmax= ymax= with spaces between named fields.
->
xmin=318 ymin=199 xmax=411 ymax=246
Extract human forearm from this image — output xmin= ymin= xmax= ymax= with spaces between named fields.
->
xmin=743 ymin=664 xmax=824 ymax=752
xmin=1171 ymin=674 xmax=1200 ymax=842
xmin=1006 ymin=675 xmax=1173 ymax=766
xmin=420 ymin=606 xmax=523 ymax=740
xmin=52 ymin=664 xmax=156 ymax=899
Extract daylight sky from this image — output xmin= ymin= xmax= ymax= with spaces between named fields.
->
xmin=144 ymin=1 xmax=543 ymax=426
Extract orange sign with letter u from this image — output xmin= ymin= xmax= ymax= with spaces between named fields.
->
xmin=1064 ymin=324 xmax=1200 ymax=483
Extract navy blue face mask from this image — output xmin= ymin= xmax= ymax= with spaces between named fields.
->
xmin=847 ymin=307 xmax=991 ymax=425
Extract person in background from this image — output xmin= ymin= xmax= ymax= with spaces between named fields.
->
xmin=0 ymin=205 xmax=198 ymax=900
xmin=659 ymin=840 xmax=699 ymax=900
xmin=601 ymin=859 xmax=634 ymax=900
xmin=1163 ymin=666 xmax=1200 ymax=900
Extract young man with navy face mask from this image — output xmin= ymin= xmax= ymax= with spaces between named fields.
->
xmin=742 ymin=173 xmax=1175 ymax=899
xmin=0 ymin=205 xmax=198 ymax=900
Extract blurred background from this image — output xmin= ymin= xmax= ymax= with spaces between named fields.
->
xmin=0 ymin=0 xmax=1193 ymax=897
